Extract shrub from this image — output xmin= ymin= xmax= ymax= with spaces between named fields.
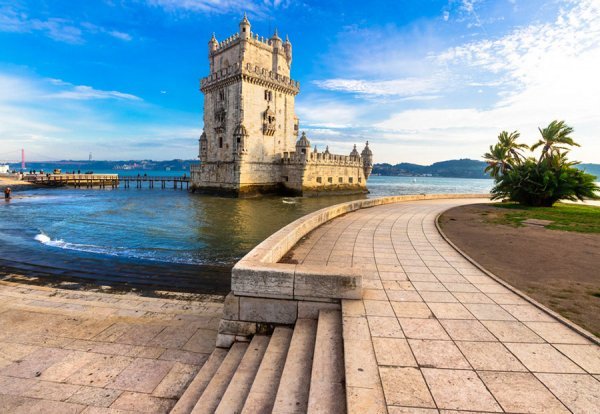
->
xmin=484 ymin=121 xmax=599 ymax=207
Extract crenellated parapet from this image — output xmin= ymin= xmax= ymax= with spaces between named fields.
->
xmin=200 ymin=62 xmax=299 ymax=94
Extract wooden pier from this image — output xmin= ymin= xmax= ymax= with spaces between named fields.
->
xmin=121 ymin=175 xmax=190 ymax=190
xmin=24 ymin=174 xmax=120 ymax=188
xmin=23 ymin=174 xmax=190 ymax=190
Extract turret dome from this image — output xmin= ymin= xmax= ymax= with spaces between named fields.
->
xmin=296 ymin=131 xmax=311 ymax=148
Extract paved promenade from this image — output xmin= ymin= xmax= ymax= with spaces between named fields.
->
xmin=0 ymin=281 xmax=223 ymax=413
xmin=286 ymin=199 xmax=599 ymax=414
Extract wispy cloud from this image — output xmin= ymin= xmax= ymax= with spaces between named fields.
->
xmin=0 ymin=71 xmax=197 ymax=161
xmin=0 ymin=6 xmax=133 ymax=44
xmin=313 ymin=77 xmax=443 ymax=98
xmin=51 ymin=85 xmax=141 ymax=101
xmin=144 ymin=0 xmax=291 ymax=17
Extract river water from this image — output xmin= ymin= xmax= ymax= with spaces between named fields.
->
xmin=0 ymin=173 xmax=492 ymax=293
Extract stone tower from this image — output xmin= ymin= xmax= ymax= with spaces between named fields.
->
xmin=192 ymin=14 xmax=300 ymax=195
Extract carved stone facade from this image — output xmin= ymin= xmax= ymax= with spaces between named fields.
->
xmin=191 ymin=15 xmax=373 ymax=196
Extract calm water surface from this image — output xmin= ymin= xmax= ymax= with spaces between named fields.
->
xmin=0 ymin=173 xmax=492 ymax=293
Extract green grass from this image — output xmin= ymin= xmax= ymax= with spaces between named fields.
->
xmin=491 ymin=202 xmax=600 ymax=233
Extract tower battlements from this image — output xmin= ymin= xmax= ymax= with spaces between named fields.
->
xmin=191 ymin=16 xmax=373 ymax=197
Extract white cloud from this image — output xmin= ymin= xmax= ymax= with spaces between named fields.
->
xmin=313 ymin=77 xmax=443 ymax=98
xmin=307 ymin=0 xmax=600 ymax=163
xmin=0 ymin=71 xmax=199 ymax=161
xmin=51 ymin=85 xmax=142 ymax=101
xmin=144 ymin=0 xmax=290 ymax=17
xmin=0 ymin=6 xmax=132 ymax=44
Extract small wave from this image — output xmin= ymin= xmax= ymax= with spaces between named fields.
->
xmin=282 ymin=198 xmax=297 ymax=204
xmin=34 ymin=232 xmax=208 ymax=265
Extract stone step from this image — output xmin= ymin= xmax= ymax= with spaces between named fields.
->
xmin=170 ymin=348 xmax=228 ymax=414
xmin=272 ymin=318 xmax=318 ymax=414
xmin=241 ymin=327 xmax=294 ymax=414
xmin=215 ymin=335 xmax=270 ymax=414
xmin=308 ymin=310 xmax=346 ymax=414
xmin=190 ymin=341 xmax=248 ymax=414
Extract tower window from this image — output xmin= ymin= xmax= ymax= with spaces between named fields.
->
xmin=264 ymin=90 xmax=272 ymax=101
xmin=219 ymin=137 xmax=223 ymax=148
xmin=349 ymin=177 xmax=353 ymax=183
xmin=338 ymin=177 xmax=343 ymax=183
xmin=328 ymin=177 xmax=333 ymax=183
xmin=243 ymin=28 xmax=246 ymax=32
xmin=316 ymin=177 xmax=322 ymax=184
xmin=219 ymin=89 xmax=225 ymax=101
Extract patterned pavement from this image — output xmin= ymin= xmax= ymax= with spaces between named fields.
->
xmin=287 ymin=198 xmax=599 ymax=414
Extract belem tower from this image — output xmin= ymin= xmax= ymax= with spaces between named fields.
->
xmin=190 ymin=15 xmax=373 ymax=196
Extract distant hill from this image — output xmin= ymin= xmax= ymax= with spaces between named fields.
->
xmin=373 ymin=159 xmax=490 ymax=179
xmin=373 ymin=159 xmax=600 ymax=179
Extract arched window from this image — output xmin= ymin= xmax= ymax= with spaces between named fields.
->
xmin=219 ymin=137 xmax=223 ymax=148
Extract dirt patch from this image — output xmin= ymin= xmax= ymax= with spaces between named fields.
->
xmin=439 ymin=203 xmax=600 ymax=337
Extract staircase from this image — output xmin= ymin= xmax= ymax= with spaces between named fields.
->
xmin=171 ymin=310 xmax=346 ymax=414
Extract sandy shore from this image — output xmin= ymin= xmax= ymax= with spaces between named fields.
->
xmin=0 ymin=176 xmax=39 ymax=192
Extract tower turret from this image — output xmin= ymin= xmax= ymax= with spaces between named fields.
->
xmin=284 ymin=35 xmax=292 ymax=64
xmin=208 ymin=33 xmax=218 ymax=53
xmin=239 ymin=13 xmax=250 ymax=39
xmin=270 ymin=28 xmax=282 ymax=49
xmin=350 ymin=144 xmax=359 ymax=158
xmin=199 ymin=131 xmax=208 ymax=161
xmin=295 ymin=131 xmax=311 ymax=155
xmin=361 ymin=141 xmax=373 ymax=179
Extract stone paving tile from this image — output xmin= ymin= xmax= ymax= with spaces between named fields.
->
xmin=367 ymin=316 xmax=404 ymax=338
xmin=479 ymin=371 xmax=569 ymax=413
xmin=524 ymin=321 xmax=593 ymax=345
xmin=553 ymin=344 xmax=600 ymax=374
xmin=108 ymin=358 xmax=174 ymax=393
xmin=421 ymin=368 xmax=502 ymax=412
xmin=364 ymin=299 xmax=396 ymax=317
xmin=455 ymin=341 xmax=526 ymax=371
xmin=408 ymin=339 xmax=471 ymax=369
xmin=427 ymin=302 xmax=474 ymax=320
xmin=372 ymin=338 xmax=416 ymax=367
xmin=390 ymin=301 xmax=432 ymax=318
xmin=438 ymin=319 xmax=495 ymax=342
xmin=152 ymin=362 xmax=199 ymax=399
xmin=0 ymin=346 xmax=73 ymax=378
xmin=66 ymin=386 xmax=122 ymax=408
xmin=481 ymin=320 xmax=545 ymax=343
xmin=535 ymin=373 xmax=600 ymax=414
xmin=110 ymin=391 xmax=174 ymax=413
xmin=379 ymin=367 xmax=435 ymax=408
xmin=504 ymin=343 xmax=585 ymax=373
xmin=398 ymin=318 xmax=450 ymax=340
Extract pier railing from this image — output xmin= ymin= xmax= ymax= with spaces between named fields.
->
xmin=22 ymin=174 xmax=191 ymax=189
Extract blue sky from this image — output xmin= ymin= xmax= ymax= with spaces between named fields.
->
xmin=1 ymin=0 xmax=599 ymax=164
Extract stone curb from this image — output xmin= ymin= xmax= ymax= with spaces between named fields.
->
xmin=435 ymin=209 xmax=600 ymax=346
xmin=232 ymin=194 xmax=489 ymax=300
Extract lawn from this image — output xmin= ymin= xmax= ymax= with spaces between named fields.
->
xmin=491 ymin=202 xmax=600 ymax=233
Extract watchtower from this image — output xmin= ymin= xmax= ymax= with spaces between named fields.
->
xmin=194 ymin=14 xmax=300 ymax=195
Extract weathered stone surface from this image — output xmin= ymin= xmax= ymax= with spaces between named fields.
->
xmin=294 ymin=266 xmax=362 ymax=300
xmin=222 ymin=292 xmax=239 ymax=320
xmin=239 ymin=297 xmax=297 ymax=324
xmin=297 ymin=300 xmax=340 ymax=319
xmin=232 ymin=264 xmax=295 ymax=298
xmin=218 ymin=319 xmax=257 ymax=337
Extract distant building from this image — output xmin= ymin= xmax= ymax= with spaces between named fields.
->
xmin=0 ymin=164 xmax=9 ymax=174
xmin=190 ymin=15 xmax=373 ymax=196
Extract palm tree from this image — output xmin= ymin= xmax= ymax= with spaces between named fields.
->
xmin=531 ymin=120 xmax=579 ymax=162
xmin=497 ymin=130 xmax=528 ymax=164
xmin=483 ymin=143 xmax=511 ymax=178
